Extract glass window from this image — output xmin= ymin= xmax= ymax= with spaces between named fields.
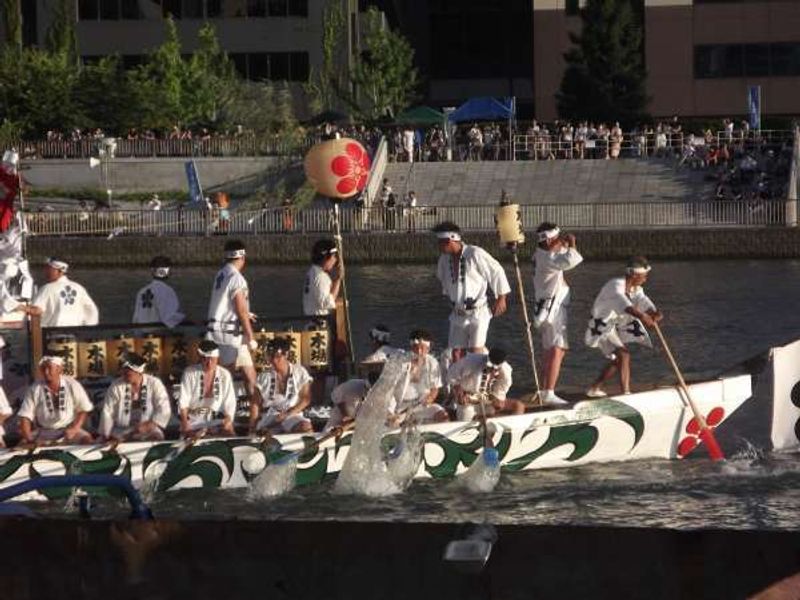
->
xmin=565 ymin=0 xmax=579 ymax=16
xmin=694 ymin=44 xmax=743 ymax=78
xmin=247 ymin=0 xmax=266 ymax=17
xmin=771 ymin=43 xmax=800 ymax=77
xmin=268 ymin=0 xmax=287 ymax=16
xmin=207 ymin=0 xmax=222 ymax=17
xmin=270 ymin=52 xmax=290 ymax=80
xmin=230 ymin=54 xmax=248 ymax=78
xmin=743 ymin=44 xmax=770 ymax=77
xmin=288 ymin=0 xmax=307 ymax=17
xmin=162 ymin=0 xmax=182 ymax=18
xmin=121 ymin=0 xmax=141 ymax=19
xmin=122 ymin=55 xmax=145 ymax=69
xmin=249 ymin=53 xmax=270 ymax=80
xmin=183 ymin=0 xmax=204 ymax=18
xmin=79 ymin=0 xmax=99 ymax=20
xmin=289 ymin=52 xmax=309 ymax=81
xmin=99 ymin=0 xmax=120 ymax=20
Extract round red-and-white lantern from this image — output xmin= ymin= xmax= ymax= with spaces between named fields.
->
xmin=303 ymin=138 xmax=371 ymax=199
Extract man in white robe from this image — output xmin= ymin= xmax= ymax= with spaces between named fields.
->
xmin=322 ymin=376 xmax=374 ymax=432
xmin=17 ymin=353 xmax=94 ymax=444
xmin=361 ymin=324 xmax=398 ymax=363
xmin=31 ymin=257 xmax=99 ymax=327
xmin=249 ymin=337 xmax=313 ymax=434
xmin=206 ymin=240 xmax=256 ymax=399
xmin=434 ymin=222 xmax=511 ymax=355
xmin=132 ymin=256 xmax=185 ymax=328
xmin=302 ymin=239 xmax=341 ymax=317
xmin=0 ymin=386 xmax=11 ymax=447
xmin=532 ymin=222 xmax=583 ymax=406
xmin=585 ymin=256 xmax=663 ymax=398
xmin=178 ymin=340 xmax=236 ymax=437
xmin=99 ymin=353 xmax=172 ymax=441
xmin=447 ymin=348 xmax=524 ymax=422
xmin=394 ymin=329 xmax=448 ymax=424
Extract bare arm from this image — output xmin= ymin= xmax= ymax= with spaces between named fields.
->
xmin=19 ymin=417 xmax=34 ymax=443
xmin=248 ymin=388 xmax=263 ymax=433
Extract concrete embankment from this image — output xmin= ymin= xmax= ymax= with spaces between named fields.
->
xmin=26 ymin=228 xmax=800 ymax=266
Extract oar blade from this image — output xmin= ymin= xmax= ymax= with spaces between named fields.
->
xmin=698 ymin=428 xmax=725 ymax=462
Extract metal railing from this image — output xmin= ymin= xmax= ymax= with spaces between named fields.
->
xmin=25 ymin=200 xmax=797 ymax=238
xmin=714 ymin=129 xmax=794 ymax=148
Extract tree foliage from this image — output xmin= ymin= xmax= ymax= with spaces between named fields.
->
xmin=556 ymin=0 xmax=648 ymax=125
xmin=2 ymin=0 xmax=22 ymax=51
xmin=304 ymin=0 xmax=347 ymax=115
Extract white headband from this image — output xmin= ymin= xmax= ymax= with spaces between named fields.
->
xmin=122 ymin=360 xmax=146 ymax=373
xmin=39 ymin=355 xmax=64 ymax=366
xmin=626 ymin=265 xmax=652 ymax=275
xmin=198 ymin=346 xmax=220 ymax=358
xmin=370 ymin=328 xmax=391 ymax=343
xmin=436 ymin=231 xmax=461 ymax=242
xmin=153 ymin=267 xmax=170 ymax=278
xmin=224 ymin=248 xmax=246 ymax=259
xmin=409 ymin=338 xmax=431 ymax=348
xmin=47 ymin=258 xmax=69 ymax=272
xmin=536 ymin=227 xmax=560 ymax=243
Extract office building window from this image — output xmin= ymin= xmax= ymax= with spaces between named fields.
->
xmin=162 ymin=0 xmax=182 ymax=18
xmin=288 ymin=0 xmax=308 ymax=17
xmin=771 ymin=43 xmax=800 ymax=77
xmin=565 ymin=0 xmax=579 ymax=16
xmin=79 ymin=0 xmax=143 ymax=20
xmin=247 ymin=0 xmax=267 ymax=17
xmin=227 ymin=52 xmax=310 ymax=81
xmin=78 ymin=0 xmax=99 ymax=19
xmin=695 ymin=42 xmax=800 ymax=79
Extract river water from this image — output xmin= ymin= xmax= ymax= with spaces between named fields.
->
xmin=25 ymin=259 xmax=800 ymax=528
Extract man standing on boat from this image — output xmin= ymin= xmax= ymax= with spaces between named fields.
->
xmin=532 ymin=222 xmax=583 ymax=406
xmin=98 ymin=353 xmax=172 ymax=442
xmin=178 ymin=340 xmax=236 ymax=437
xmin=206 ymin=240 xmax=257 ymax=401
xmin=31 ymin=257 xmax=99 ymax=327
xmin=585 ymin=256 xmax=663 ymax=397
xmin=302 ymin=239 xmax=341 ymax=316
xmin=447 ymin=348 xmax=524 ymax=421
xmin=434 ymin=222 xmax=511 ymax=356
xmin=17 ymin=352 xmax=94 ymax=444
xmin=132 ymin=256 xmax=185 ymax=328
xmin=249 ymin=337 xmax=313 ymax=434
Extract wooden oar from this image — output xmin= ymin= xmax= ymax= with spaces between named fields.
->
xmin=653 ymin=322 xmax=725 ymax=461
xmin=508 ymin=243 xmax=541 ymax=406
xmin=475 ymin=393 xmax=499 ymax=467
xmin=272 ymin=420 xmax=356 ymax=466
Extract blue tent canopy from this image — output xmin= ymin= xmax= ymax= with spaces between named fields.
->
xmin=448 ymin=97 xmax=515 ymax=122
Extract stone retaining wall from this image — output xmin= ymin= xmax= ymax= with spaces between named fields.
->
xmin=26 ymin=228 xmax=800 ymax=266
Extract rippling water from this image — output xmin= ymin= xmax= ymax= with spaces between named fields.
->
xmin=28 ymin=259 xmax=800 ymax=528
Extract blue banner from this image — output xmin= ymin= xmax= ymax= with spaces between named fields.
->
xmin=185 ymin=161 xmax=204 ymax=205
xmin=748 ymin=85 xmax=761 ymax=131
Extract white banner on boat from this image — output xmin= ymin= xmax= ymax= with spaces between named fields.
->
xmin=771 ymin=338 xmax=800 ymax=450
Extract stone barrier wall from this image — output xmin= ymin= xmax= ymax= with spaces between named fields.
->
xmin=26 ymin=228 xmax=800 ymax=267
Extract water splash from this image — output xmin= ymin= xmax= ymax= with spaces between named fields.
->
xmin=459 ymin=450 xmax=501 ymax=494
xmin=721 ymin=439 xmax=767 ymax=476
xmin=248 ymin=457 xmax=298 ymax=499
xmin=386 ymin=425 xmax=424 ymax=491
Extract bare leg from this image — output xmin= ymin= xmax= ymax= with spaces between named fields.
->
xmin=544 ymin=346 xmax=567 ymax=391
xmin=617 ymin=349 xmax=631 ymax=394
xmin=590 ymin=361 xmax=618 ymax=392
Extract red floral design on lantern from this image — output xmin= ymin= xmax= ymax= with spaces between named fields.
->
xmin=330 ymin=142 xmax=371 ymax=196
xmin=676 ymin=406 xmax=725 ymax=458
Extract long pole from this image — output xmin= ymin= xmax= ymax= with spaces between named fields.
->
xmin=331 ymin=201 xmax=356 ymax=370
xmin=509 ymin=244 xmax=541 ymax=405
xmin=652 ymin=322 xmax=725 ymax=461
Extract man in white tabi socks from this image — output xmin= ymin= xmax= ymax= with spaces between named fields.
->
xmin=322 ymin=372 xmax=378 ymax=433
xmin=394 ymin=329 xmax=448 ymax=424
xmin=302 ymin=239 xmax=342 ymax=317
xmin=178 ymin=340 xmax=237 ymax=437
xmin=31 ymin=257 xmax=99 ymax=327
xmin=447 ymin=348 xmax=524 ymax=422
xmin=17 ymin=352 xmax=94 ymax=444
xmin=132 ymin=256 xmax=185 ymax=328
xmin=249 ymin=337 xmax=313 ymax=434
xmin=585 ymin=256 xmax=663 ymax=398
xmin=433 ymin=221 xmax=510 ymax=356
xmin=99 ymin=352 xmax=172 ymax=442
xmin=361 ymin=324 xmax=398 ymax=363
xmin=532 ymin=222 xmax=583 ymax=406
xmin=206 ymin=240 xmax=257 ymax=400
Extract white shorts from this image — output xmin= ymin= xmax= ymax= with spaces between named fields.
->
xmin=257 ymin=413 xmax=312 ymax=434
xmin=448 ymin=307 xmax=491 ymax=350
xmin=595 ymin=330 xmax=625 ymax=359
xmin=539 ymin=308 xmax=569 ymax=350
xmin=219 ymin=343 xmax=253 ymax=369
xmin=410 ymin=403 xmax=447 ymax=424
xmin=34 ymin=427 xmax=93 ymax=444
xmin=110 ymin=425 xmax=165 ymax=441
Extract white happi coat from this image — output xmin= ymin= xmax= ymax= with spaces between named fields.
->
xmin=207 ymin=263 xmax=249 ymax=347
xmin=98 ymin=374 xmax=172 ymax=438
xmin=584 ymin=277 xmax=657 ymax=351
xmin=32 ymin=276 xmax=99 ymax=327
xmin=446 ymin=353 xmax=512 ymax=401
xmin=132 ymin=279 xmax=185 ymax=328
xmin=178 ymin=363 xmax=237 ymax=424
xmin=362 ymin=344 xmax=399 ymax=363
xmin=17 ymin=375 xmax=94 ymax=430
xmin=397 ymin=354 xmax=442 ymax=408
xmin=436 ymin=245 xmax=511 ymax=316
xmin=532 ymin=246 xmax=583 ymax=327
xmin=302 ymin=264 xmax=336 ymax=316
xmin=0 ymin=386 xmax=11 ymax=442
xmin=324 ymin=378 xmax=370 ymax=432
xmin=0 ymin=279 xmax=20 ymax=318
xmin=255 ymin=363 xmax=312 ymax=421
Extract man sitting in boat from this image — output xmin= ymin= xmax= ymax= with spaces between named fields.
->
xmin=248 ymin=337 xmax=313 ymax=435
xmin=361 ymin=324 xmax=398 ymax=363
xmin=585 ymin=256 xmax=663 ymax=398
xmin=177 ymin=340 xmax=236 ymax=437
xmin=30 ymin=257 xmax=99 ymax=327
xmin=394 ymin=329 xmax=448 ymax=424
xmin=132 ymin=256 xmax=185 ymax=328
xmin=206 ymin=240 xmax=257 ymax=405
xmin=532 ymin=222 xmax=583 ymax=407
xmin=17 ymin=352 xmax=94 ymax=444
xmin=433 ymin=221 xmax=510 ymax=357
xmin=302 ymin=239 xmax=341 ymax=316
xmin=322 ymin=373 xmax=378 ymax=433
xmin=447 ymin=348 xmax=524 ymax=421
xmin=98 ymin=352 xmax=172 ymax=442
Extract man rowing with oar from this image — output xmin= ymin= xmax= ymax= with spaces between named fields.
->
xmin=17 ymin=352 xmax=94 ymax=445
xmin=98 ymin=353 xmax=172 ymax=442
xmin=178 ymin=340 xmax=236 ymax=437
xmin=434 ymin=221 xmax=511 ymax=357
xmin=447 ymin=348 xmax=524 ymax=421
xmin=393 ymin=329 xmax=449 ymax=424
xmin=532 ymin=222 xmax=583 ymax=406
xmin=585 ymin=256 xmax=663 ymax=398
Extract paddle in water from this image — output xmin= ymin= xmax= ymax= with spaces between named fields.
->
xmin=459 ymin=392 xmax=501 ymax=493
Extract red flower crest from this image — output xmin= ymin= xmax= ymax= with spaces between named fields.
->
xmin=330 ymin=142 xmax=371 ymax=196
xmin=677 ymin=406 xmax=725 ymax=458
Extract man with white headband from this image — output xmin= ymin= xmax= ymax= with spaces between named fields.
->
xmin=393 ymin=329 xmax=448 ymax=424
xmin=17 ymin=352 xmax=94 ymax=444
xmin=447 ymin=347 xmax=524 ymax=421
xmin=433 ymin=221 xmax=511 ymax=356
xmin=532 ymin=221 xmax=583 ymax=406
xmin=178 ymin=339 xmax=236 ymax=437
xmin=585 ymin=256 xmax=663 ymax=397
xmin=362 ymin=324 xmax=398 ymax=363
xmin=249 ymin=337 xmax=313 ymax=434
xmin=132 ymin=256 xmax=185 ymax=328
xmin=302 ymin=238 xmax=341 ymax=316
xmin=31 ymin=257 xmax=99 ymax=327
xmin=98 ymin=352 xmax=172 ymax=441
xmin=206 ymin=239 xmax=257 ymax=402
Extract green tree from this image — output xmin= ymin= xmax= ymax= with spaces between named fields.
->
xmin=304 ymin=0 xmax=347 ymax=114
xmin=344 ymin=7 xmax=418 ymax=121
xmin=45 ymin=0 xmax=78 ymax=64
xmin=2 ymin=0 xmax=22 ymax=52
xmin=556 ymin=0 xmax=648 ymax=125
xmin=74 ymin=56 xmax=136 ymax=133
xmin=183 ymin=22 xmax=236 ymax=126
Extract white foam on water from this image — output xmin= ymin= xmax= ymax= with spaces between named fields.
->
xmin=248 ymin=458 xmax=298 ymax=499
xmin=386 ymin=426 xmax=424 ymax=491
xmin=459 ymin=452 xmax=501 ymax=494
